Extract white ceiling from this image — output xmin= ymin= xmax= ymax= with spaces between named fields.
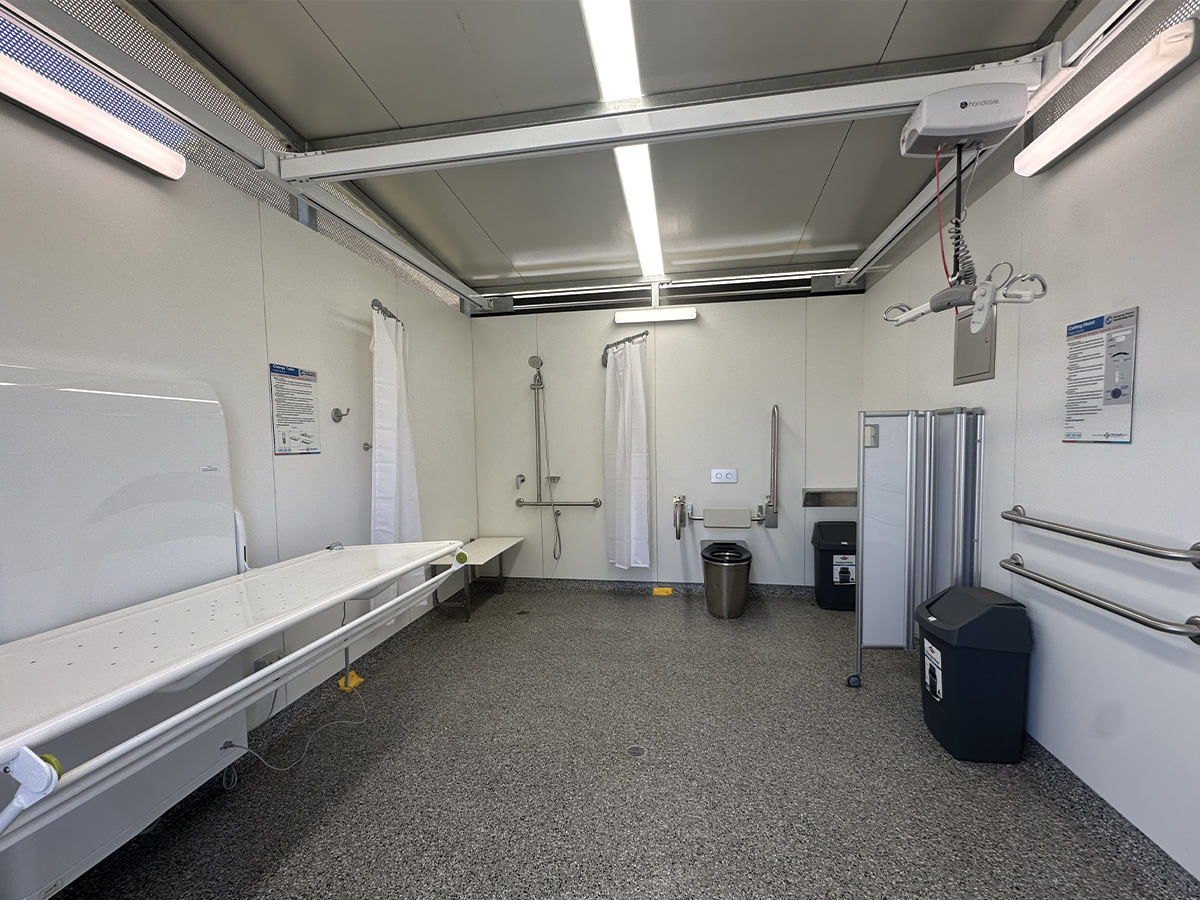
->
xmin=152 ymin=0 xmax=1087 ymax=290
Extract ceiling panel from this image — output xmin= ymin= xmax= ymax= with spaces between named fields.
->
xmin=433 ymin=152 xmax=641 ymax=285
xmin=154 ymin=0 xmax=397 ymax=139
xmin=651 ymin=124 xmax=851 ymax=274
xmin=791 ymin=116 xmax=932 ymax=265
xmin=634 ymin=0 xmax=906 ymax=96
xmin=301 ymin=0 xmax=600 ymax=129
xmin=357 ymin=174 xmax=523 ymax=286
xmin=880 ymin=0 xmax=1066 ymax=62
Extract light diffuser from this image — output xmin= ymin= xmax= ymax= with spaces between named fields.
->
xmin=1015 ymin=19 xmax=1200 ymax=177
xmin=615 ymin=307 xmax=697 ymax=324
xmin=614 ymin=144 xmax=665 ymax=278
xmin=578 ymin=0 xmax=642 ymax=102
xmin=0 ymin=51 xmax=185 ymax=179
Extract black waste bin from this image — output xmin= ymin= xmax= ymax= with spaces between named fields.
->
xmin=810 ymin=522 xmax=856 ymax=610
xmin=915 ymin=586 xmax=1032 ymax=763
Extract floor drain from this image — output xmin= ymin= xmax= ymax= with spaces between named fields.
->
xmin=626 ymin=746 xmax=646 ymax=758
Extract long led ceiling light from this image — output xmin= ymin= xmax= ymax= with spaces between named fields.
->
xmin=579 ymin=0 xmax=664 ymax=278
xmin=1016 ymin=18 xmax=1200 ymax=177
xmin=0 ymin=19 xmax=185 ymax=179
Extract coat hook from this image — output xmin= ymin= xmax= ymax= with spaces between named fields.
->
xmin=331 ymin=407 xmax=349 ymax=423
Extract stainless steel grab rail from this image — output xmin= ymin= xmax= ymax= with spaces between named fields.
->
xmin=1003 ymin=506 xmax=1200 ymax=569
xmin=767 ymin=404 xmax=779 ymax=515
xmin=516 ymin=498 xmax=601 ymax=508
xmin=1000 ymin=554 xmax=1200 ymax=643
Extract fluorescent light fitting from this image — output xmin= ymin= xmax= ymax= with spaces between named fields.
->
xmin=1015 ymin=19 xmax=1200 ymax=177
xmin=578 ymin=0 xmax=642 ymax=101
xmin=509 ymin=283 xmax=646 ymax=300
xmin=665 ymin=268 xmax=851 ymax=288
xmin=615 ymin=144 xmax=664 ymax=277
xmin=0 ymin=52 xmax=185 ymax=179
xmin=615 ymin=307 xmax=697 ymax=324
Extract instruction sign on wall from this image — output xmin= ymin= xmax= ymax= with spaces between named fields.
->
xmin=1064 ymin=307 xmax=1138 ymax=444
xmin=270 ymin=364 xmax=321 ymax=455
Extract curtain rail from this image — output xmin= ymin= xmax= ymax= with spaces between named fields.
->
xmin=601 ymin=331 xmax=648 ymax=367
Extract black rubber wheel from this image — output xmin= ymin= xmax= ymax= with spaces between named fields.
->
xmin=846 ymin=674 xmax=862 ymax=688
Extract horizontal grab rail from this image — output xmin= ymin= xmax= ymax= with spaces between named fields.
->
xmin=1000 ymin=554 xmax=1200 ymax=643
xmin=516 ymin=498 xmax=601 ymax=508
xmin=1003 ymin=506 xmax=1200 ymax=569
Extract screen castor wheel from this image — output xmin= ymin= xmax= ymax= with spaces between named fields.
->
xmin=846 ymin=674 xmax=861 ymax=688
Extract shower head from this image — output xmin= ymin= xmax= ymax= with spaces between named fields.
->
xmin=528 ymin=356 xmax=543 ymax=370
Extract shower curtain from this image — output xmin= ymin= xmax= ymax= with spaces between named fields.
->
xmin=604 ymin=337 xmax=650 ymax=569
xmin=371 ymin=310 xmax=423 ymax=594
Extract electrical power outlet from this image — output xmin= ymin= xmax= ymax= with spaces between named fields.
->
xmin=711 ymin=468 xmax=738 ymax=483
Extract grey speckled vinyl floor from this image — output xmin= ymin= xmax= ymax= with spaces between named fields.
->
xmin=59 ymin=585 xmax=1200 ymax=900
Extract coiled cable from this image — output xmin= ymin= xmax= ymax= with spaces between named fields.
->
xmin=948 ymin=215 xmax=976 ymax=286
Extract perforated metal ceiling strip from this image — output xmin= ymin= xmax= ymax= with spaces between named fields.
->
xmin=1030 ymin=0 xmax=1200 ymax=137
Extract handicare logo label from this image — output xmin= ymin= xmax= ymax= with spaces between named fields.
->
xmin=960 ymin=99 xmax=1000 ymax=108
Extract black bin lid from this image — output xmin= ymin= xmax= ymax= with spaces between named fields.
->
xmin=915 ymin=586 xmax=1032 ymax=653
xmin=811 ymin=521 xmax=856 ymax=551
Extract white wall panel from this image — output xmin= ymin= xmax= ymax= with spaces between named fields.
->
xmin=858 ymin=67 xmax=1200 ymax=877
xmin=1010 ymin=67 xmax=1200 ymax=876
xmin=533 ymin=310 xmax=656 ymax=581
xmin=471 ymin=316 xmax=544 ymax=577
xmin=0 ymin=101 xmax=479 ymax=729
xmin=0 ymin=103 xmax=276 ymax=570
xmin=472 ymin=298 xmax=844 ymax=585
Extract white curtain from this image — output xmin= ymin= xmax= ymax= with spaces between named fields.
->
xmin=371 ymin=312 xmax=423 ymax=591
xmin=604 ymin=338 xmax=650 ymax=569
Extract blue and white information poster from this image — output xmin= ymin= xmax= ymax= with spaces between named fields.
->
xmin=270 ymin=364 xmax=321 ymax=455
xmin=1064 ymin=307 xmax=1138 ymax=444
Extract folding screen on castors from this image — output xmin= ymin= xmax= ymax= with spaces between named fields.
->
xmin=847 ymin=408 xmax=984 ymax=688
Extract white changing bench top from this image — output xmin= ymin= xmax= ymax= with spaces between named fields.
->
xmin=432 ymin=536 xmax=523 ymax=567
xmin=0 ymin=541 xmax=460 ymax=761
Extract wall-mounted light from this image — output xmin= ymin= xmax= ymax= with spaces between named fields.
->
xmin=614 ymin=307 xmax=697 ymax=324
xmin=0 ymin=49 xmax=185 ymax=179
xmin=1015 ymin=18 xmax=1200 ymax=177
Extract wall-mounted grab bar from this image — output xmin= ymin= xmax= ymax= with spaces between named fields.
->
xmin=764 ymin=404 xmax=779 ymax=528
xmin=1000 ymin=554 xmax=1200 ymax=643
xmin=516 ymin=498 xmax=601 ymax=508
xmin=1003 ymin=506 xmax=1200 ymax=569
xmin=673 ymin=496 xmax=687 ymax=540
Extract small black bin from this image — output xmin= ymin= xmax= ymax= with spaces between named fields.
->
xmin=915 ymin=586 xmax=1032 ymax=763
xmin=810 ymin=522 xmax=856 ymax=610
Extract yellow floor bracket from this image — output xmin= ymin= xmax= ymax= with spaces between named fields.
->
xmin=652 ymin=587 xmax=674 ymax=596
xmin=338 ymin=670 xmax=364 ymax=692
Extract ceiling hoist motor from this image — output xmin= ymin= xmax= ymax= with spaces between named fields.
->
xmin=885 ymin=84 xmax=1048 ymax=332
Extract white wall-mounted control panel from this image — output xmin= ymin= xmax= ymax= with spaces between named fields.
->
xmin=711 ymin=468 xmax=738 ymax=483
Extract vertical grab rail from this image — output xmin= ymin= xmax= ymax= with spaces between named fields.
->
xmin=769 ymin=404 xmax=779 ymax=514
xmin=763 ymin=404 xmax=780 ymax=528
